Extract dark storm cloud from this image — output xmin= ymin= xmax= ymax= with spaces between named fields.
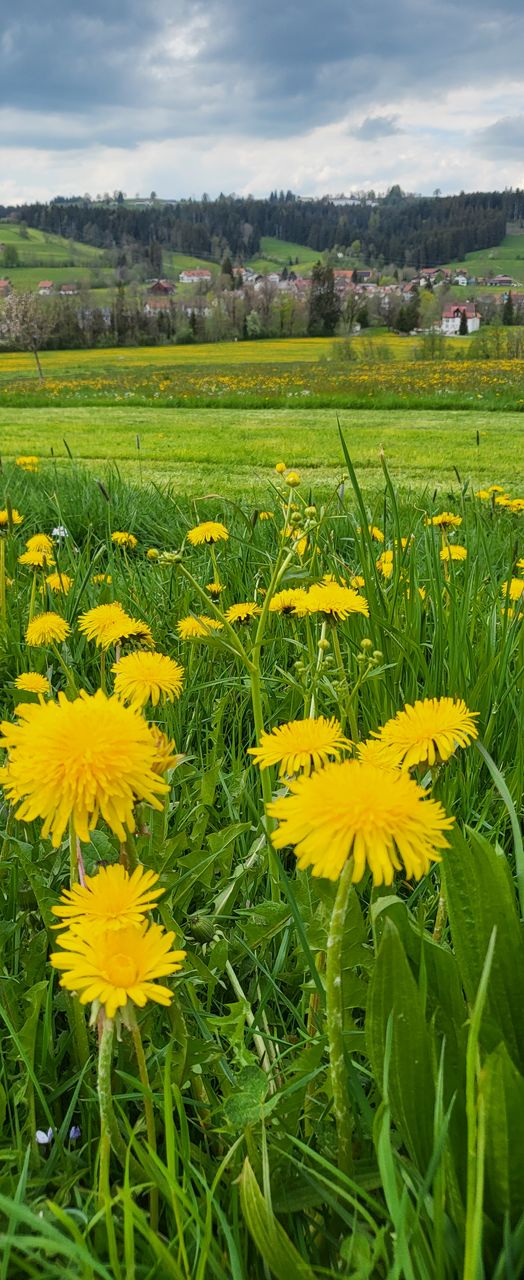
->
xmin=352 ymin=116 xmax=401 ymax=140
xmin=1 ymin=0 xmax=524 ymax=147
xmin=476 ymin=115 xmax=524 ymax=156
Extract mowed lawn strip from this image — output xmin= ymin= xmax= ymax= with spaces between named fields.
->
xmin=0 ymin=406 xmax=520 ymax=494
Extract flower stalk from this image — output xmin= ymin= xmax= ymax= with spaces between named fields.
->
xmin=325 ymin=856 xmax=355 ymax=1176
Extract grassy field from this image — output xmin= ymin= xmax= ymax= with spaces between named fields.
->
xmin=247 ymin=235 xmax=321 ymax=275
xmin=0 ymin=454 xmax=523 ymax=1278
xmin=0 ymin=405 xmax=520 ymax=493
xmin=446 ymin=230 xmax=524 ymax=283
xmin=0 ymin=221 xmax=104 ymax=264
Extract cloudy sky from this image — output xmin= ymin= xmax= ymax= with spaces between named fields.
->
xmin=1 ymin=0 xmax=523 ymax=203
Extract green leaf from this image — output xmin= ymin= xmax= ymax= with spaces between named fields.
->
xmin=443 ymin=825 xmax=524 ymax=1070
xmin=239 ymin=1157 xmax=317 ymax=1280
xmin=483 ymin=1043 xmax=524 ymax=1222
xmin=224 ymin=1065 xmax=268 ymax=1128
xmin=367 ymin=920 xmax=435 ymax=1169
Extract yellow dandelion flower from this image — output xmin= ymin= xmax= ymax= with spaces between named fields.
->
xmin=355 ymin=738 xmax=404 ymax=767
xmin=0 ymin=690 xmax=169 ymax=846
xmin=45 ymin=571 xmax=73 ymax=594
xmin=78 ymin=603 xmax=153 ymax=650
xmin=187 ymin=522 xmax=229 ymax=546
xmin=112 ymin=650 xmax=184 ymax=708
xmin=26 ymin=534 xmax=54 ymax=554
xmin=0 ymin=509 xmax=23 ymax=527
xmin=52 ymin=863 xmax=164 ymax=933
xmin=92 ymin=573 xmax=112 ymax=585
xmin=16 ymin=456 xmax=39 ymax=473
xmin=357 ymin=525 xmax=384 ymax=543
xmin=269 ymin=588 xmax=309 ymax=615
xmin=149 ymin=726 xmax=184 ymax=774
xmin=111 ymin=531 xmax=137 ymax=549
xmin=475 ymin=490 xmax=491 ymax=500
xmin=350 ymin=575 xmax=365 ymax=590
xmin=501 ymin=578 xmax=524 ymax=602
xmin=258 ymin=511 xmax=274 ymax=520
xmin=285 ymin=471 xmax=301 ymax=487
xmin=14 ymin=672 xmax=51 ymax=696
xmin=294 ymin=582 xmax=369 ymax=621
xmin=206 ymin=581 xmax=225 ymax=597
xmin=177 ymin=614 xmax=224 ymax=639
xmin=50 ymin=920 xmax=185 ymax=1018
xmin=268 ymin=760 xmax=453 ymax=884
xmin=507 ymin=499 xmax=524 ymax=514
xmin=488 ymin=485 xmax=505 ymax=493
xmin=26 ymin=613 xmax=70 ymax=646
xmin=517 ymin=558 xmax=524 ymax=572
xmin=377 ymin=551 xmax=394 ymax=578
xmin=225 ymin=602 xmax=262 ymax=625
xmin=376 ymin=696 xmax=479 ymax=769
xmin=18 ymin=549 xmax=55 ymax=569
xmin=249 ymin=716 xmax=352 ymax=777
xmin=440 ymin=545 xmax=468 ymax=562
xmin=275 ymin=462 xmax=287 ymax=474
xmin=425 ymin=512 xmax=462 ymax=529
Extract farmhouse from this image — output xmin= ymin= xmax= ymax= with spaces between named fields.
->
xmin=60 ymin=283 xmax=79 ymax=295
xmin=441 ymin=303 xmax=480 ymax=335
xmin=490 ymin=274 xmax=513 ymax=287
xmin=38 ymin=281 xmax=54 ymax=295
xmin=179 ymin=268 xmax=212 ymax=284
xmin=0 ymin=278 xmax=11 ymax=297
xmin=147 ymin=278 xmax=175 ymax=295
xmin=143 ymin=295 xmax=173 ymax=313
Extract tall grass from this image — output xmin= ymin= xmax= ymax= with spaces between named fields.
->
xmin=0 ymin=450 xmax=522 ymax=1278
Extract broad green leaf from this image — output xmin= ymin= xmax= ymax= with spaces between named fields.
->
xmin=223 ymin=1065 xmax=268 ymax=1128
xmin=443 ymin=825 xmax=524 ymax=1069
xmin=367 ymin=920 xmax=435 ymax=1169
xmin=239 ymin=1157 xmax=317 ymax=1280
xmin=483 ymin=1043 xmax=524 ymax=1222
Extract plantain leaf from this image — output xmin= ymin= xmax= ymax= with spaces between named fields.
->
xmin=483 ymin=1043 xmax=524 ymax=1223
xmin=443 ymin=825 xmax=524 ymax=1070
xmin=367 ymin=920 xmax=435 ymax=1169
xmin=239 ymin=1157 xmax=317 ymax=1280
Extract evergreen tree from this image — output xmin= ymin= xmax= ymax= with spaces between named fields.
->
xmin=307 ymin=264 xmax=340 ymax=336
xmin=502 ymin=291 xmax=514 ymax=326
xmin=459 ymin=308 xmax=469 ymax=336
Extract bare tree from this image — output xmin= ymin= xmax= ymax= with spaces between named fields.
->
xmin=0 ymin=292 xmax=52 ymax=381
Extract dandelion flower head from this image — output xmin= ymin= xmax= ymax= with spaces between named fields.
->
xmin=249 ymin=716 xmax=352 ymax=777
xmin=426 ymin=512 xmax=462 ymax=529
xmin=52 ymin=863 xmax=164 ymax=933
xmin=177 ymin=614 xmax=224 ymax=639
xmin=45 ymin=572 xmax=73 ymax=594
xmin=187 ymin=521 xmax=229 ymax=546
xmin=50 ymin=920 xmax=185 ymax=1019
xmin=294 ymin=582 xmax=369 ymax=621
xmin=268 ymin=759 xmax=453 ymax=884
xmin=440 ymin=546 xmax=468 ymax=562
xmin=111 ymin=531 xmax=137 ymax=549
xmin=501 ymin=578 xmax=524 ymax=602
xmin=0 ymin=509 xmax=23 ymax=527
xmin=0 ymin=690 xmax=169 ymax=846
xmin=14 ymin=672 xmax=51 ymax=696
xmin=112 ymin=650 xmax=184 ymax=708
xmin=26 ymin=613 xmax=70 ymax=647
xmin=376 ymin=696 xmax=479 ymax=769
xmin=225 ymin=602 xmax=262 ymax=625
xmin=26 ymin=534 xmax=54 ymax=554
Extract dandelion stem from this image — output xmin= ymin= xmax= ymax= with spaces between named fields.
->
xmin=128 ymin=1008 xmax=159 ymax=1232
xmin=0 ymin=537 xmax=6 ymax=624
xmin=51 ymin=642 xmax=78 ymax=697
xmin=98 ymin=1016 xmax=128 ymax=1168
xmin=326 ymin=856 xmax=355 ymax=1176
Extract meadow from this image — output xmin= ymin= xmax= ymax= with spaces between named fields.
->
xmin=0 ymin=405 xmax=521 ymax=494
xmin=0 ymin=446 xmax=523 ymax=1280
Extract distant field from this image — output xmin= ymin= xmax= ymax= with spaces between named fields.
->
xmin=0 ymin=332 xmax=469 ymax=381
xmin=446 ymin=231 xmax=524 ymax=284
xmin=0 ymin=221 xmax=104 ymax=265
xmin=163 ymin=251 xmax=220 ymax=277
xmin=248 ymin=235 xmax=321 ymax=275
xmin=3 ymin=265 xmax=115 ymax=291
xmin=0 ymin=405 xmax=520 ymax=494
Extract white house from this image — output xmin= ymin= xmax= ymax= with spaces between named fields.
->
xmin=179 ymin=268 xmax=212 ymax=284
xmin=453 ymin=271 xmax=468 ymax=287
xmin=38 ymin=280 xmax=54 ymax=295
xmin=441 ymin=303 xmax=480 ymax=335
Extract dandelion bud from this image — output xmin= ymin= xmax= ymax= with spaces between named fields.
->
xmin=275 ymin=462 xmax=287 ymax=475
xmin=305 ymin=506 xmax=316 ymax=518
xmin=360 ymin=637 xmax=373 ymax=651
xmin=373 ymin=650 xmax=383 ymax=662
xmin=318 ymin=638 xmax=330 ymax=652
xmin=286 ymin=472 xmax=301 ymax=487
xmin=290 ymin=511 xmax=302 ymax=526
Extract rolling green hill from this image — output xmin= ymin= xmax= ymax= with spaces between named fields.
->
xmin=247 ymin=235 xmax=321 ymax=275
xmin=445 ymin=230 xmax=524 ymax=284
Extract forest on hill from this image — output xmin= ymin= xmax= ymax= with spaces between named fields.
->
xmin=3 ymin=188 xmax=524 ymax=269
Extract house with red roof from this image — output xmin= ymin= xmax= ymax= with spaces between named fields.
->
xmin=179 ymin=268 xmax=212 ymax=284
xmin=0 ymin=278 xmax=11 ymax=297
xmin=38 ymin=281 xmax=54 ymax=295
xmin=441 ymin=302 xmax=480 ymax=335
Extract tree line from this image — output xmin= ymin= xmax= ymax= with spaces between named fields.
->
xmin=2 ymin=187 xmax=522 ymax=270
